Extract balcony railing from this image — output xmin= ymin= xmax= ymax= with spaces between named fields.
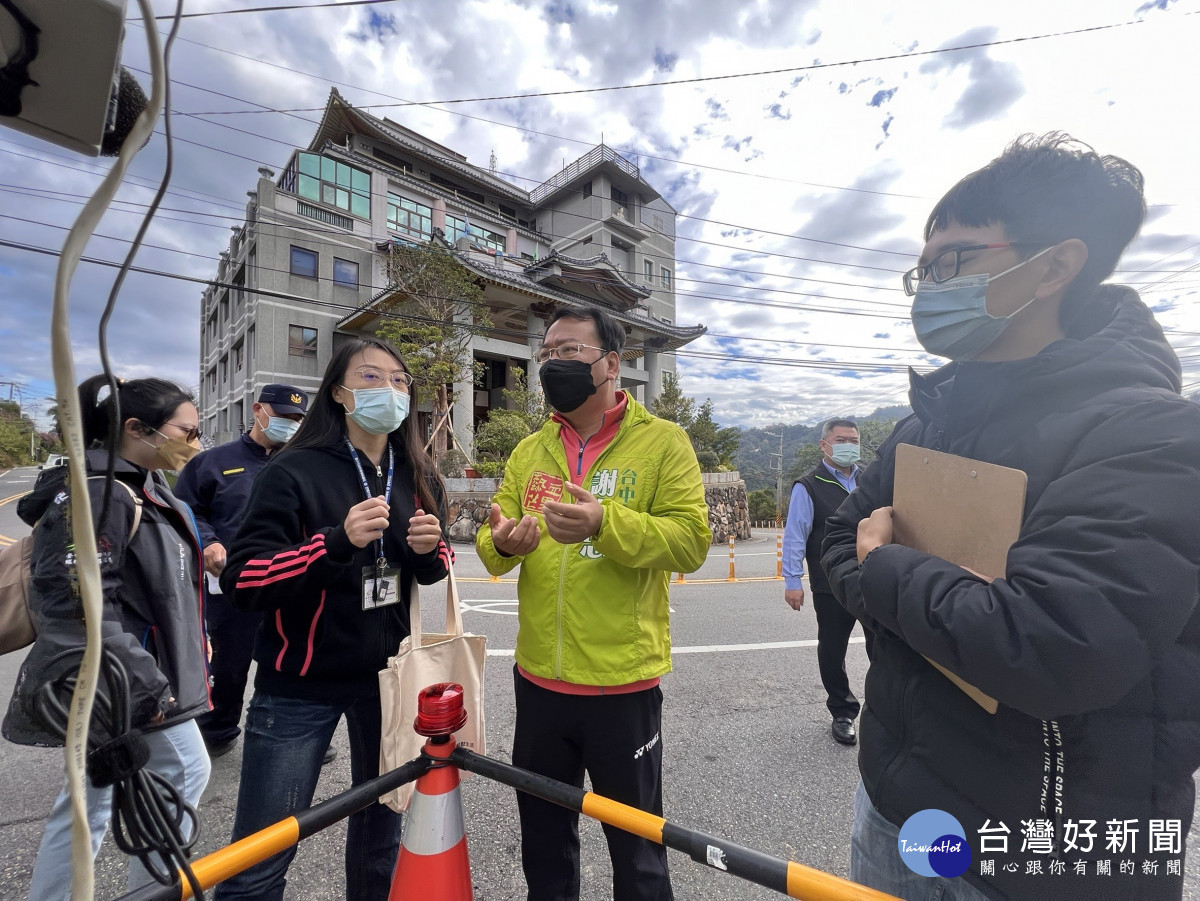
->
xmin=529 ymin=144 xmax=639 ymax=206
xmin=298 ymin=201 xmax=353 ymax=231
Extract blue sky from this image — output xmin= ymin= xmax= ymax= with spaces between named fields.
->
xmin=1 ymin=0 xmax=1198 ymax=429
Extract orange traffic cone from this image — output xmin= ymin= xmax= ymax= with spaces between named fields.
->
xmin=388 ymin=684 xmax=475 ymax=901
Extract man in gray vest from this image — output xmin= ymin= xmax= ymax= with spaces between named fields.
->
xmin=783 ymin=419 xmax=872 ymax=745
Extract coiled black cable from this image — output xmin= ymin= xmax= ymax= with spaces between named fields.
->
xmin=36 ymin=647 xmax=206 ymax=899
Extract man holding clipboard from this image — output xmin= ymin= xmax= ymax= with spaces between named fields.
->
xmin=822 ymin=134 xmax=1200 ymax=900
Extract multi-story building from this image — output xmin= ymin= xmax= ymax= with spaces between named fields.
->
xmin=199 ymin=89 xmax=705 ymax=457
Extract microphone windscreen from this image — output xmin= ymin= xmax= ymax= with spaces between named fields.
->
xmin=100 ymin=67 xmax=149 ymax=157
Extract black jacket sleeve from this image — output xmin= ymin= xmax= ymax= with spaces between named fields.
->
xmin=29 ymin=480 xmax=173 ymax=728
xmin=824 ymin=403 xmax=1200 ymax=721
xmin=407 ymin=477 xmax=453 ymax=587
xmin=221 ymin=461 xmax=359 ymax=611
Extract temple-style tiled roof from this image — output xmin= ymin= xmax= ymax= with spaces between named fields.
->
xmin=346 ymin=234 xmax=705 ymax=351
xmin=310 ymin=89 xmax=532 ymax=206
xmin=523 ymin=249 xmax=651 ymax=308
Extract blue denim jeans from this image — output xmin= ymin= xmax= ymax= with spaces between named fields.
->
xmin=213 ymin=691 xmax=402 ymax=901
xmin=851 ymin=780 xmax=991 ymax=901
xmin=27 ymin=718 xmax=211 ymax=901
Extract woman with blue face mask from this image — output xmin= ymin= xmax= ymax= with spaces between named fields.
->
xmin=215 ymin=338 xmax=451 ymax=901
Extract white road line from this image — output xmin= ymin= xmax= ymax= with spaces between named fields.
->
xmin=486 ymin=637 xmax=866 ymax=657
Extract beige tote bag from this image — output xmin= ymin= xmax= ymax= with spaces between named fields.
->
xmin=378 ymin=562 xmax=486 ymax=812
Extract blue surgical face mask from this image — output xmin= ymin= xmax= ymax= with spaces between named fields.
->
xmin=829 ymin=443 xmax=860 ymax=467
xmin=262 ymin=416 xmax=300 ymax=446
xmin=911 ymin=247 xmax=1052 ymax=361
xmin=341 ymin=385 xmax=410 ymax=435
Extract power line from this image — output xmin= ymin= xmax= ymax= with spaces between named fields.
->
xmin=178 ymin=13 xmax=1182 ymax=110
xmin=139 ymin=27 xmax=933 ymax=201
xmin=149 ymin=0 xmax=400 ymax=20
xmin=7 ymin=182 xmax=1198 ymax=340
xmin=0 ymin=237 xmax=933 ymax=376
xmin=0 ymin=184 xmax=915 ymax=317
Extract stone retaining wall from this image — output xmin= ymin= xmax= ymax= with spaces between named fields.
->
xmin=445 ymin=473 xmax=751 ymax=545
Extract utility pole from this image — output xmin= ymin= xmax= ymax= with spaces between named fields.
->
xmin=766 ymin=430 xmax=784 ymax=529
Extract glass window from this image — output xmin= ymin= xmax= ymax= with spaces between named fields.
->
xmin=233 ymin=340 xmax=244 ymax=372
xmin=387 ymin=193 xmax=433 ymax=240
xmin=298 ymin=173 xmax=319 ymax=201
xmin=644 ymin=259 xmax=654 ymax=280
xmin=288 ymin=325 xmax=318 ymax=357
xmin=290 ymin=246 xmax=317 ymax=278
xmin=333 ymin=258 xmax=359 ymax=288
xmin=662 ymin=267 xmax=672 ymax=289
xmin=292 ymin=152 xmax=370 ymax=218
xmin=583 ymin=181 xmax=592 ymax=198
xmin=446 ymin=213 xmax=505 ymax=254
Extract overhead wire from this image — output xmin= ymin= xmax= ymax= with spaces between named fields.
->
xmin=158 ymin=12 xmax=1185 ymax=110
xmin=0 ymin=237 xmax=932 ymax=377
xmin=148 ymin=0 xmax=400 ymax=19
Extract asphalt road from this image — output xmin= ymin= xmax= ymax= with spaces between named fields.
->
xmin=0 ymin=464 xmax=1197 ymax=901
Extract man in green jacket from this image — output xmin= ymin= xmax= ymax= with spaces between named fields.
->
xmin=477 ymin=306 xmax=711 ymax=901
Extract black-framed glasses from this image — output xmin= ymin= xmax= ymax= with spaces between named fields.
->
xmin=902 ymin=243 xmax=1033 ymax=296
xmin=161 ymin=422 xmax=202 ymax=443
xmin=536 ymin=342 xmax=608 ymax=364
xmin=353 ymin=366 xmax=414 ymax=389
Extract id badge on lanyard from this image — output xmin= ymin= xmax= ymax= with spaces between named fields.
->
xmin=345 ymin=439 xmax=398 ymax=609
xmin=362 ymin=564 xmax=401 ymax=609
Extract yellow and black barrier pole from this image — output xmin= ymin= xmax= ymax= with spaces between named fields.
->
xmin=450 ymin=746 xmax=899 ymax=901
xmin=116 ymin=755 xmax=431 ymax=901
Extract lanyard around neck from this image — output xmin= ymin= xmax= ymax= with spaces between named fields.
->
xmin=345 ymin=439 xmax=395 ymax=565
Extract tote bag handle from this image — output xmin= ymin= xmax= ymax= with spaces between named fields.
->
xmin=407 ymin=557 xmax=463 ymax=641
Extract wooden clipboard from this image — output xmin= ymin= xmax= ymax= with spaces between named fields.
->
xmin=891 ymin=444 xmax=1028 ymax=714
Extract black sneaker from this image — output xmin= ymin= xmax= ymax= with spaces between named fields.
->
xmin=322 ymin=745 xmax=338 ymax=766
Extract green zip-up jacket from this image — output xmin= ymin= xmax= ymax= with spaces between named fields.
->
xmin=476 ymin=396 xmax=712 ymax=686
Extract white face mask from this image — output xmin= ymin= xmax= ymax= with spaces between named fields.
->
xmin=260 ymin=414 xmax=300 ymax=446
xmin=341 ymin=386 xmax=410 ymax=435
xmin=911 ymin=247 xmax=1053 ymax=360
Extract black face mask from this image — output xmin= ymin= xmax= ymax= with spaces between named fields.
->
xmin=539 ymin=359 xmax=599 ymax=413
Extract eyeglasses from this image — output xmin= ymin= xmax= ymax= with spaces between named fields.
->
xmin=353 ymin=366 xmax=414 ymax=389
xmin=901 ymin=243 xmax=1035 ymax=296
xmin=161 ymin=422 xmax=202 ymax=443
xmin=536 ymin=342 xmax=608 ymax=364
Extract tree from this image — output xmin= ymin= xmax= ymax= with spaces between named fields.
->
xmin=687 ymin=399 xmax=739 ymax=471
xmin=470 ymin=367 xmax=549 ymax=477
xmin=499 ymin=366 xmax=549 ymax=433
xmin=0 ymin=400 xmax=34 ymax=467
xmin=649 ymin=371 xmax=694 ymax=429
xmin=374 ymin=241 xmax=490 ymax=467
xmin=473 ymin=410 xmax=531 ymax=476
xmin=747 ymin=488 xmax=777 ymax=522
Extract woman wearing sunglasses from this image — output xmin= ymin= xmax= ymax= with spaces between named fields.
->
xmin=4 ymin=374 xmax=210 ymax=899
xmin=215 ymin=337 xmax=451 ymax=901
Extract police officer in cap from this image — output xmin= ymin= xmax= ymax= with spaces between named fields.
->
xmin=176 ymin=384 xmax=331 ymax=760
